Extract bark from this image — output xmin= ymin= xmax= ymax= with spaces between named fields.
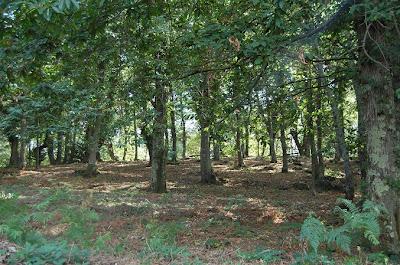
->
xmin=35 ymin=134 xmax=40 ymax=170
xmin=45 ymin=132 xmax=56 ymax=165
xmin=354 ymin=82 xmax=367 ymax=180
xmin=151 ymin=52 xmax=167 ymax=193
xmin=123 ymin=128 xmax=129 ymax=161
xmin=261 ymin=140 xmax=266 ymax=157
xmin=56 ymin=132 xmax=63 ymax=164
xmin=316 ymin=66 xmax=325 ymax=178
xmin=355 ymin=17 xmax=400 ymax=253
xmin=106 ymin=141 xmax=118 ymax=161
xmin=69 ymin=130 xmax=76 ymax=163
xmin=235 ymin=112 xmax=244 ymax=168
xmin=199 ymin=73 xmax=215 ymax=184
xmin=19 ymin=118 xmax=27 ymax=170
xmin=180 ymin=97 xmax=187 ymax=159
xmin=290 ymin=129 xmax=304 ymax=156
xmin=134 ymin=119 xmax=139 ymax=161
xmin=63 ymin=133 xmax=70 ymax=164
xmin=268 ymin=114 xmax=277 ymax=163
xmin=328 ymin=84 xmax=354 ymax=200
xmin=170 ymin=95 xmax=177 ymax=163
xmin=85 ymin=117 xmax=101 ymax=177
xmin=8 ymin=136 xmax=19 ymax=168
xmin=200 ymin=121 xmax=215 ymax=183
xmin=141 ymin=125 xmax=153 ymax=163
xmin=213 ymin=140 xmax=221 ymax=161
xmin=244 ymin=123 xmax=250 ymax=157
xmin=280 ymin=124 xmax=288 ymax=173
xmin=306 ymin=81 xmax=319 ymax=191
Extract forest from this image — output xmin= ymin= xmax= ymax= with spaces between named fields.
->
xmin=0 ymin=0 xmax=399 ymax=264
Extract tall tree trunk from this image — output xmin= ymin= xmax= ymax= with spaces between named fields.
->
xmin=316 ymin=66 xmax=325 ymax=178
xmin=328 ymin=84 xmax=354 ymax=200
xmin=280 ymin=124 xmax=288 ymax=173
xmin=290 ymin=129 xmax=303 ymax=156
xmin=213 ymin=140 xmax=221 ymax=161
xmin=151 ymin=52 xmax=167 ymax=193
xmin=107 ymin=141 xmax=118 ymax=161
xmin=199 ymin=72 xmax=215 ymax=184
xmin=257 ymin=139 xmax=260 ymax=158
xmin=8 ymin=136 xmax=19 ymax=168
xmin=45 ymin=132 xmax=56 ymax=165
xmin=69 ymin=130 xmax=76 ymax=163
xmin=35 ymin=134 xmax=40 ymax=170
xmin=306 ymin=81 xmax=319 ymax=191
xmin=261 ymin=140 xmax=266 ymax=157
xmin=123 ymin=128 xmax=129 ymax=161
xmin=355 ymin=17 xmax=400 ymax=253
xmin=63 ymin=133 xmax=70 ymax=164
xmin=354 ymin=82 xmax=367 ymax=180
xmin=133 ymin=113 xmax=139 ymax=161
xmin=19 ymin=117 xmax=27 ymax=170
xmin=56 ymin=132 xmax=63 ymax=164
xmin=200 ymin=121 xmax=215 ymax=183
xmin=244 ymin=123 xmax=250 ymax=157
xmin=235 ymin=112 xmax=244 ymax=168
xmin=180 ymin=97 xmax=187 ymax=159
xmin=85 ymin=117 xmax=101 ymax=177
xmin=170 ymin=93 xmax=177 ymax=163
xmin=268 ymin=114 xmax=277 ymax=163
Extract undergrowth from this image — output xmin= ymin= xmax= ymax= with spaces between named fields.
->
xmin=0 ymin=188 xmax=110 ymax=264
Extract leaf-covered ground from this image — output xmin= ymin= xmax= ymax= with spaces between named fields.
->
xmin=0 ymin=157 xmax=358 ymax=264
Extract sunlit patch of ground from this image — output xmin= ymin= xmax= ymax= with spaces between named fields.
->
xmin=0 ymin=157 xmax=355 ymax=264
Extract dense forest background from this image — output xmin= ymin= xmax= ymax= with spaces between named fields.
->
xmin=1 ymin=0 xmax=400 ymax=264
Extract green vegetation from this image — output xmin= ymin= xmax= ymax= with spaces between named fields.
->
xmin=1 ymin=0 xmax=400 ymax=263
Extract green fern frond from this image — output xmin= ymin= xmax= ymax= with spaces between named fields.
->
xmin=300 ymin=214 xmax=327 ymax=253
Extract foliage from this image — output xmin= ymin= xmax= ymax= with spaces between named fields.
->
xmin=237 ymin=247 xmax=283 ymax=264
xmin=296 ymin=199 xmax=385 ymax=264
xmin=8 ymin=241 xmax=90 ymax=265
xmin=140 ymin=221 xmax=190 ymax=261
xmin=0 ymin=188 xmax=110 ymax=263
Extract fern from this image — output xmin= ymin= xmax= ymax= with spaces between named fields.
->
xmin=300 ymin=214 xmax=327 ymax=253
xmin=299 ymin=199 xmax=384 ymax=259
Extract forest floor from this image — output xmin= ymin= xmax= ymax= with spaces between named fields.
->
xmin=0 ymin=157 xmax=360 ymax=264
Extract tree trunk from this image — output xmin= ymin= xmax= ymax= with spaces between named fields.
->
xmin=244 ymin=123 xmax=250 ymax=157
xmin=306 ymin=81 xmax=319 ymax=191
xmin=151 ymin=52 xmax=167 ymax=193
xmin=35 ymin=134 xmax=40 ymax=170
xmin=328 ymin=84 xmax=354 ymax=200
xmin=355 ymin=17 xmax=400 ymax=253
xmin=85 ymin=117 xmax=101 ymax=177
xmin=56 ymin=132 xmax=63 ymax=164
xmin=69 ymin=130 xmax=76 ymax=163
xmin=45 ymin=132 xmax=56 ymax=165
xmin=268 ymin=115 xmax=277 ymax=163
xmin=261 ymin=140 xmax=266 ymax=157
xmin=280 ymin=124 xmax=288 ymax=173
xmin=170 ymin=96 xmax=177 ymax=163
xmin=133 ymin=114 xmax=139 ymax=161
xmin=290 ymin=129 xmax=303 ymax=156
xmin=19 ymin=118 xmax=27 ymax=170
xmin=123 ymin=128 xmax=129 ymax=161
xmin=8 ymin=136 xmax=19 ymax=168
xmin=213 ymin=140 xmax=221 ymax=161
xmin=106 ymin=141 xmax=118 ymax=161
xmin=200 ymin=121 xmax=215 ymax=183
xmin=235 ymin=112 xmax=244 ymax=168
xmin=316 ymin=66 xmax=325 ymax=178
xmin=63 ymin=133 xmax=70 ymax=164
